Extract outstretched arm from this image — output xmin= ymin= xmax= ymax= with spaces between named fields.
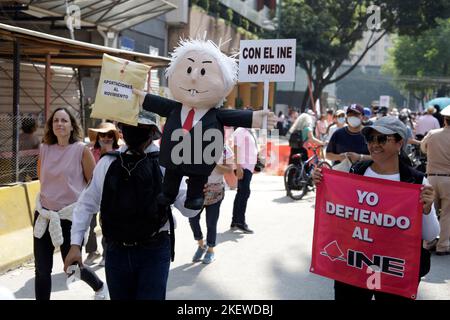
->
xmin=218 ymin=109 xmax=276 ymax=129
xmin=133 ymin=88 xmax=181 ymax=117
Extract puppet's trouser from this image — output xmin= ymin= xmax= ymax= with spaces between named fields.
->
xmin=104 ymin=232 xmax=170 ymax=300
xmin=33 ymin=211 xmax=104 ymax=300
xmin=162 ymin=169 xmax=184 ymax=202
xmin=162 ymin=169 xmax=208 ymax=201
xmin=186 ymin=174 xmax=209 ymax=200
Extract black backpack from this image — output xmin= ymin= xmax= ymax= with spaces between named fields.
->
xmin=100 ymin=150 xmax=175 ymax=260
xmin=289 ymin=130 xmax=303 ymax=149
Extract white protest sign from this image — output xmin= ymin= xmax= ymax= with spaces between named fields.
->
xmin=238 ymin=39 xmax=296 ymax=83
xmin=102 ymin=80 xmax=133 ymax=101
xmin=379 ymin=95 xmax=390 ymax=108
xmin=239 ymin=39 xmax=296 ymax=131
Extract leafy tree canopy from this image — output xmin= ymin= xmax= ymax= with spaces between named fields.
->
xmin=273 ymin=0 xmax=449 ymax=109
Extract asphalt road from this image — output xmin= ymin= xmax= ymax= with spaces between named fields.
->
xmin=0 ymin=174 xmax=449 ymax=300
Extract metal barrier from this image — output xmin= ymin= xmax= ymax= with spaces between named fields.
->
xmin=0 ymin=115 xmax=41 ymax=184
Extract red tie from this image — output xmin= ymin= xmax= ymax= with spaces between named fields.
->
xmin=182 ymin=108 xmax=195 ymax=132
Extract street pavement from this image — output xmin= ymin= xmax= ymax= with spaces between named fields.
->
xmin=0 ymin=174 xmax=449 ymax=300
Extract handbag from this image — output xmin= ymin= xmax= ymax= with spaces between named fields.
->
xmin=203 ymin=182 xmax=225 ymax=206
xmin=246 ymin=129 xmax=265 ymax=172
xmin=332 ymin=158 xmax=353 ymax=172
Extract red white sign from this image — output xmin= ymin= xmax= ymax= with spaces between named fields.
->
xmin=310 ymin=168 xmax=423 ymax=299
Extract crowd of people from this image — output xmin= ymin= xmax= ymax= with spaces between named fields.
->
xmin=14 ymin=95 xmax=448 ymax=301
xmin=26 ymin=108 xmax=264 ymax=300
xmin=282 ymin=101 xmax=448 ymax=300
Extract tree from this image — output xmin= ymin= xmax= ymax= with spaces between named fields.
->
xmin=273 ymin=0 xmax=449 ymax=110
xmin=383 ymin=18 xmax=450 ymax=104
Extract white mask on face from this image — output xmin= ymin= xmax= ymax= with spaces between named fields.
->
xmin=337 ymin=117 xmax=346 ymax=125
xmin=347 ymin=116 xmax=362 ymax=128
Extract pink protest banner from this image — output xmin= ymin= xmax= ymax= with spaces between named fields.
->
xmin=310 ymin=168 xmax=423 ymax=299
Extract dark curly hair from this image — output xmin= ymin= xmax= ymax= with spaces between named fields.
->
xmin=43 ymin=107 xmax=83 ymax=145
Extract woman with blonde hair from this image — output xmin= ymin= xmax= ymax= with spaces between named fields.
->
xmin=288 ymin=113 xmax=325 ymax=164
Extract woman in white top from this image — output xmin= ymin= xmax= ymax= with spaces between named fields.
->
xmin=313 ymin=116 xmax=439 ymax=301
xmin=189 ymin=145 xmax=234 ymax=264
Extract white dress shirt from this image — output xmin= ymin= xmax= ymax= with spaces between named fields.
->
xmin=180 ymin=105 xmax=209 ymax=128
xmin=71 ymin=142 xmax=200 ymax=246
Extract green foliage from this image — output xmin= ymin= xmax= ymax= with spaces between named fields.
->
xmin=198 ymin=0 xmax=209 ymax=12
xmin=384 ymin=18 xmax=450 ymax=98
xmin=278 ymin=0 xmax=449 ymax=107
xmin=241 ymin=18 xmax=250 ymax=31
xmin=225 ymin=8 xmax=233 ymax=25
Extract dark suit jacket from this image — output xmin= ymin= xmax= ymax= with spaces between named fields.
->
xmin=143 ymin=94 xmax=253 ymax=175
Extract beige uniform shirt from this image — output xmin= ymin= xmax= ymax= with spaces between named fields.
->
xmin=421 ymin=127 xmax=450 ymax=174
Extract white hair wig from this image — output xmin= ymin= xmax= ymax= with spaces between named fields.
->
xmin=165 ymin=38 xmax=238 ymax=106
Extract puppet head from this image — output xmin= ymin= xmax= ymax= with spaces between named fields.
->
xmin=165 ymin=39 xmax=238 ymax=110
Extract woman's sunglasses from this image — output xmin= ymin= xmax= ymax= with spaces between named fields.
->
xmin=364 ymin=134 xmax=395 ymax=145
xmin=98 ymin=132 xmax=115 ymax=139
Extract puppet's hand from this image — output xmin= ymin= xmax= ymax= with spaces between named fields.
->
xmin=252 ymin=110 xmax=276 ymax=129
xmin=132 ymin=88 xmax=146 ymax=107
xmin=132 ymin=88 xmax=146 ymax=97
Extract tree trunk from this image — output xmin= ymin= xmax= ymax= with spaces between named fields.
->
xmin=312 ymin=82 xmax=324 ymax=113
xmin=300 ymin=89 xmax=310 ymax=112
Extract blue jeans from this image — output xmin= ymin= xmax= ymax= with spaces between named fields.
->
xmin=189 ymin=200 xmax=222 ymax=247
xmin=232 ymin=169 xmax=253 ymax=226
xmin=105 ymin=232 xmax=171 ymax=300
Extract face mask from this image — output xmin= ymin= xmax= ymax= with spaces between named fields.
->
xmin=376 ymin=113 xmax=382 ymax=120
xmin=347 ymin=116 xmax=362 ymax=128
xmin=98 ymin=140 xmax=113 ymax=148
xmin=337 ymin=117 xmax=346 ymax=125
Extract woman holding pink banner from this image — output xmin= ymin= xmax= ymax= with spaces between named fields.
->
xmin=313 ymin=116 xmax=439 ymax=301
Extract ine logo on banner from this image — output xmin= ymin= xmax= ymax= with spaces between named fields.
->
xmin=321 ymin=241 xmax=346 ymax=262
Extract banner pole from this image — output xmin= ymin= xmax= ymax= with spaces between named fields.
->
xmin=261 ymin=80 xmax=270 ymax=163
xmin=263 ymin=80 xmax=269 ymax=130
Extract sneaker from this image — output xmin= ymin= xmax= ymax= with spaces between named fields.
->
xmin=203 ymin=252 xmax=215 ymax=264
xmin=84 ymin=251 xmax=101 ymax=266
xmin=94 ymin=283 xmax=109 ymax=300
xmin=234 ymin=224 xmax=254 ymax=234
xmin=192 ymin=246 xmax=207 ymax=262
xmin=98 ymin=257 xmax=105 ymax=267
xmin=230 ymin=223 xmax=238 ymax=231
xmin=424 ymin=238 xmax=438 ymax=251
xmin=436 ymin=250 xmax=450 ymax=256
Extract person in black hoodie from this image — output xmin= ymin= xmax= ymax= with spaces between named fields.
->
xmin=313 ymin=116 xmax=440 ymax=301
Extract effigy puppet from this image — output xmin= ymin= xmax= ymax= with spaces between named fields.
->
xmin=134 ymin=38 xmax=275 ymax=210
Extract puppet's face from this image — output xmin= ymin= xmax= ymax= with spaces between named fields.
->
xmin=168 ymin=51 xmax=228 ymax=109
